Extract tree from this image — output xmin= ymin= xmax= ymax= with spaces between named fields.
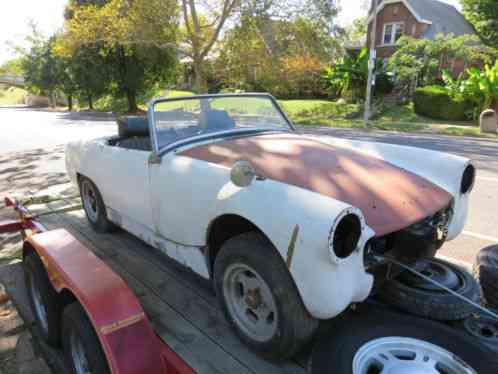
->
xmin=22 ymin=35 xmax=60 ymax=105
xmin=59 ymin=0 xmax=178 ymax=111
xmin=462 ymin=0 xmax=498 ymax=50
xmin=216 ymin=15 xmax=339 ymax=97
xmin=0 ymin=58 xmax=24 ymax=76
xmin=180 ymin=0 xmax=239 ymax=92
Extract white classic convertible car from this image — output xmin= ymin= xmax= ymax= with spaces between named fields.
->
xmin=66 ymin=93 xmax=475 ymax=358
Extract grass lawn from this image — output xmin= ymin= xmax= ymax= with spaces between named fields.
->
xmin=84 ymin=90 xmax=498 ymax=139
xmin=0 ymin=86 xmax=27 ymax=105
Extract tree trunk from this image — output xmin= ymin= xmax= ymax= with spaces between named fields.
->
xmin=126 ymin=89 xmax=138 ymax=113
xmin=88 ymin=95 xmax=93 ymax=110
xmin=67 ymin=94 xmax=73 ymax=111
xmin=193 ymin=59 xmax=207 ymax=93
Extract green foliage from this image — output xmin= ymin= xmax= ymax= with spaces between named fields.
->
xmin=389 ymin=34 xmax=496 ymax=94
xmin=413 ymin=85 xmax=473 ymax=121
xmin=59 ymin=0 xmax=179 ymax=111
xmin=0 ymin=59 xmax=24 ymax=76
xmin=462 ymin=0 xmax=498 ymax=50
xmin=215 ymin=16 xmax=337 ymax=98
xmin=323 ymin=48 xmax=389 ymax=101
xmin=0 ymin=87 xmax=28 ymax=105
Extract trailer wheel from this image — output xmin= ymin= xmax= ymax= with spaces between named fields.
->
xmin=312 ymin=308 xmax=498 ymax=374
xmin=214 ymin=232 xmax=318 ymax=360
xmin=378 ymin=257 xmax=480 ymax=320
xmin=79 ymin=177 xmax=116 ymax=233
xmin=474 ymin=245 xmax=498 ymax=309
xmin=24 ymin=253 xmax=62 ymax=346
xmin=62 ymin=303 xmax=110 ymax=374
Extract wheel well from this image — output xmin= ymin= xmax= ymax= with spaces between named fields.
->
xmin=206 ymin=214 xmax=263 ymax=273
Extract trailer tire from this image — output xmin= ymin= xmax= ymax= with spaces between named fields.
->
xmin=24 ymin=253 xmax=62 ymax=346
xmin=312 ymin=308 xmax=498 ymax=374
xmin=474 ymin=245 xmax=498 ymax=309
xmin=379 ymin=257 xmax=480 ymax=320
xmin=79 ymin=177 xmax=116 ymax=233
xmin=62 ymin=303 xmax=110 ymax=374
xmin=214 ymin=232 xmax=318 ymax=360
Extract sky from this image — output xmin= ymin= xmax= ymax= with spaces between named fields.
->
xmin=0 ymin=0 xmax=463 ymax=64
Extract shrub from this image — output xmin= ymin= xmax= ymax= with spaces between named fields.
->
xmin=413 ymin=86 xmax=474 ymax=121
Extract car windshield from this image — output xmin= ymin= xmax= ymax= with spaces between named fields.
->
xmin=151 ymin=95 xmax=291 ymax=151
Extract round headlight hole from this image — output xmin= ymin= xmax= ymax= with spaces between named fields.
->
xmin=332 ymin=214 xmax=362 ymax=259
xmin=461 ymin=165 xmax=475 ymax=194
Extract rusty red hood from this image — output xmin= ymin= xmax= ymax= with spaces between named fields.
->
xmin=180 ymin=133 xmax=452 ymax=236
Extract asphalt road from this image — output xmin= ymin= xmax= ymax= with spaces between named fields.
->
xmin=1 ymin=106 xmax=497 ymax=264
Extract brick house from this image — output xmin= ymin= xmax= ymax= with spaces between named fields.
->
xmin=366 ymin=0 xmax=476 ymax=65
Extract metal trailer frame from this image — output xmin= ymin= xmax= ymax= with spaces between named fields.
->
xmin=1 ymin=195 xmax=194 ymax=374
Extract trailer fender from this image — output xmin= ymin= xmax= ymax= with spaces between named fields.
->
xmin=25 ymin=229 xmax=193 ymax=374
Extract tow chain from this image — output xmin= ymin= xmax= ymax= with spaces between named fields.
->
xmin=375 ymin=254 xmax=498 ymax=321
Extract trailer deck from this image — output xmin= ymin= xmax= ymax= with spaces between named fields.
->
xmin=23 ymin=197 xmax=311 ymax=374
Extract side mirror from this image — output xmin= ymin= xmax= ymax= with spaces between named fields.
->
xmin=230 ymin=160 xmax=256 ymax=187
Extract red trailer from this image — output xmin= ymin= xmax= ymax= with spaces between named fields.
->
xmin=1 ymin=195 xmax=194 ymax=374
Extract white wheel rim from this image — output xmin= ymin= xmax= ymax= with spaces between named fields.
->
xmin=29 ymin=273 xmax=48 ymax=334
xmin=70 ymin=329 xmax=92 ymax=374
xmin=223 ymin=263 xmax=278 ymax=342
xmin=81 ymin=181 xmax=98 ymax=223
xmin=352 ymin=337 xmax=476 ymax=374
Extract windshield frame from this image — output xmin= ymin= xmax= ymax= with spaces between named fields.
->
xmin=147 ymin=93 xmax=295 ymax=155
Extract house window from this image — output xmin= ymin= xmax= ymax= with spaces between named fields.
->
xmin=382 ymin=23 xmax=404 ymax=45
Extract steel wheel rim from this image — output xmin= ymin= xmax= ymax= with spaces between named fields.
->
xmin=463 ymin=315 xmax=498 ymax=342
xmin=399 ymin=259 xmax=461 ymax=292
xmin=81 ymin=181 xmax=98 ymax=223
xmin=223 ymin=263 xmax=278 ymax=342
xmin=29 ymin=272 xmax=49 ymax=334
xmin=352 ymin=337 xmax=476 ymax=374
xmin=70 ymin=329 xmax=92 ymax=374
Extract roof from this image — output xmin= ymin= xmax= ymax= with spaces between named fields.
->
xmin=368 ymin=0 xmax=476 ymax=39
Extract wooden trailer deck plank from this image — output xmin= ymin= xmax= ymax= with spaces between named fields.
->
xmin=39 ymin=210 xmax=307 ymax=374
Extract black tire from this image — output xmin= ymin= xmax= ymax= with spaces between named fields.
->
xmin=312 ymin=307 xmax=498 ymax=374
xmin=24 ymin=253 xmax=62 ymax=346
xmin=79 ymin=176 xmax=116 ymax=233
xmin=213 ymin=232 xmax=318 ymax=360
xmin=474 ymin=245 xmax=498 ymax=309
xmin=62 ymin=303 xmax=110 ymax=374
xmin=379 ymin=257 xmax=480 ymax=320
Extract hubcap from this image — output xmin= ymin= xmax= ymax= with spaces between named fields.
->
xmin=223 ymin=263 xmax=278 ymax=342
xmin=29 ymin=273 xmax=48 ymax=334
xmin=70 ymin=330 xmax=92 ymax=374
xmin=81 ymin=181 xmax=98 ymax=223
xmin=353 ymin=337 xmax=476 ymax=374
xmin=398 ymin=259 xmax=462 ymax=291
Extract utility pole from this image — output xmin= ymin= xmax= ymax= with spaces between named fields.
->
xmin=364 ymin=0 xmax=378 ymax=127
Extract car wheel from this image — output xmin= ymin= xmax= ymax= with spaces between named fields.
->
xmin=378 ymin=257 xmax=480 ymax=321
xmin=213 ymin=232 xmax=318 ymax=360
xmin=79 ymin=177 xmax=116 ymax=233
xmin=454 ymin=309 xmax=498 ymax=352
xmin=24 ymin=253 xmax=62 ymax=346
xmin=62 ymin=302 xmax=110 ymax=374
xmin=473 ymin=245 xmax=498 ymax=309
xmin=312 ymin=308 xmax=498 ymax=374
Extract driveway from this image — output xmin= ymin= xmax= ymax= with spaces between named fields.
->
xmin=1 ymin=107 xmax=498 ymax=264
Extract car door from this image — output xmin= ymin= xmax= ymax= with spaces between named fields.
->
xmin=91 ymin=143 xmax=153 ymax=230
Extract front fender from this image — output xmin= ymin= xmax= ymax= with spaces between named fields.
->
xmin=209 ymin=176 xmax=374 ymax=319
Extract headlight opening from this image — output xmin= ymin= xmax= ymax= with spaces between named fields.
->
xmin=330 ymin=212 xmax=363 ymax=261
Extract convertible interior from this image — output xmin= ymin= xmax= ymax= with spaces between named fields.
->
xmin=110 ymin=109 xmax=237 ymax=152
